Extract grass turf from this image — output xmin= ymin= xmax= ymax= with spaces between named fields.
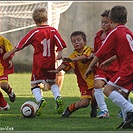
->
xmin=0 ymin=73 xmax=133 ymax=132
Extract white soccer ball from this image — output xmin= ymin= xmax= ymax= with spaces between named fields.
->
xmin=20 ymin=101 xmax=38 ymax=118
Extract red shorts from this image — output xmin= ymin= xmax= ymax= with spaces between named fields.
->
xmin=31 ymin=61 xmax=56 ymax=84
xmin=94 ymin=67 xmax=117 ymax=83
xmin=109 ymin=68 xmax=133 ymax=92
xmin=0 ymin=74 xmax=8 ymax=82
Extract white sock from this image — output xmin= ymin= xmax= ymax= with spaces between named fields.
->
xmin=94 ymin=88 xmax=108 ymax=112
xmin=51 ymin=84 xmax=61 ymax=100
xmin=108 ymin=91 xmax=133 ymax=114
xmin=121 ymin=97 xmax=132 ymax=121
xmin=128 ymin=97 xmax=131 ymax=103
xmin=32 ymin=87 xmax=43 ymax=103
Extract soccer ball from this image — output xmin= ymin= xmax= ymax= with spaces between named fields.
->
xmin=20 ymin=101 xmax=38 ymax=118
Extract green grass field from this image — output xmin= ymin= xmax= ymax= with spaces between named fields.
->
xmin=0 ymin=73 xmax=133 ymax=132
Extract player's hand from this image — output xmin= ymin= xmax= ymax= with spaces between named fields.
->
xmin=84 ymin=67 xmax=93 ymax=79
xmin=3 ymin=52 xmax=11 ymax=60
xmin=63 ymin=57 xmax=73 ymax=62
xmin=48 ymin=70 xmax=59 ymax=73
xmin=87 ymin=53 xmax=94 ymax=60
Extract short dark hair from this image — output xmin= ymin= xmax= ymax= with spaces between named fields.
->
xmin=109 ymin=5 xmax=127 ymax=24
xmin=101 ymin=10 xmax=110 ymax=17
xmin=70 ymin=31 xmax=86 ymax=41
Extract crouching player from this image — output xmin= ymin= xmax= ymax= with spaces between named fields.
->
xmin=48 ymin=31 xmax=98 ymax=117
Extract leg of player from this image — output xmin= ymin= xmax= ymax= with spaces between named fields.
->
xmin=104 ymin=84 xmax=133 ymax=129
xmin=31 ymin=85 xmax=47 ymax=116
xmin=90 ymin=92 xmax=98 ymax=118
xmin=50 ymin=82 xmax=64 ymax=114
xmin=56 ymin=70 xmax=65 ymax=92
xmin=1 ymin=82 xmax=16 ymax=102
xmin=94 ymin=80 xmax=109 ymax=118
xmin=0 ymin=91 xmax=10 ymax=111
xmin=62 ymin=98 xmax=90 ymax=117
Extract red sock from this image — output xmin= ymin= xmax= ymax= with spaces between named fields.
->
xmin=68 ymin=103 xmax=76 ymax=112
xmin=0 ymin=91 xmax=8 ymax=107
xmin=7 ymin=87 xmax=12 ymax=94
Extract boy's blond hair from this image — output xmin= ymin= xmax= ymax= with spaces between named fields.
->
xmin=32 ymin=7 xmax=48 ymax=23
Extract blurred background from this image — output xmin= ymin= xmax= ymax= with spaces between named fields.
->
xmin=0 ymin=1 xmax=133 ymax=72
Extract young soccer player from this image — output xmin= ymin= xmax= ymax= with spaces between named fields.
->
xmin=49 ymin=31 xmax=97 ymax=118
xmin=84 ymin=5 xmax=133 ymax=129
xmin=3 ymin=7 xmax=67 ymax=116
xmin=93 ymin=10 xmax=119 ymax=118
xmin=0 ymin=35 xmax=16 ymax=110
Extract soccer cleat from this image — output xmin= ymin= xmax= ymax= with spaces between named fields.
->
xmin=0 ymin=103 xmax=10 ymax=111
xmin=36 ymin=98 xmax=47 ymax=116
xmin=62 ymin=107 xmax=72 ymax=117
xmin=98 ymin=110 xmax=110 ymax=118
xmin=116 ymin=121 xmax=133 ymax=129
xmin=90 ymin=107 xmax=98 ymax=118
xmin=8 ymin=89 xmax=16 ymax=102
xmin=117 ymin=110 xmax=123 ymax=118
xmin=121 ymin=112 xmax=133 ymax=129
xmin=55 ymin=96 xmax=64 ymax=114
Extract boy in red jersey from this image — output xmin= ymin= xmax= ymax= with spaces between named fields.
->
xmin=0 ymin=36 xmax=16 ymax=110
xmin=49 ymin=31 xmax=97 ymax=118
xmin=3 ymin=7 xmax=67 ymax=116
xmin=85 ymin=5 xmax=133 ymax=129
xmin=93 ymin=10 xmax=119 ymax=118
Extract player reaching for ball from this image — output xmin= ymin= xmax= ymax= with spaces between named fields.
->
xmin=49 ymin=31 xmax=98 ymax=118
xmin=3 ymin=7 xmax=67 ymax=116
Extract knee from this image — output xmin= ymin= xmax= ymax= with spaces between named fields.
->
xmin=94 ymin=80 xmax=105 ymax=89
xmin=0 ymin=82 xmax=9 ymax=90
xmin=81 ymin=100 xmax=89 ymax=108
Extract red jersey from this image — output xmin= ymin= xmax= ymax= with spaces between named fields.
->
xmin=15 ymin=25 xmax=67 ymax=81
xmin=96 ymin=25 xmax=133 ymax=91
xmin=94 ymin=30 xmax=119 ymax=72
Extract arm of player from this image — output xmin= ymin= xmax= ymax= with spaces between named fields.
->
xmin=63 ymin=53 xmax=94 ymax=62
xmin=3 ymin=48 xmax=19 ymax=60
xmin=84 ymin=56 xmax=100 ymax=79
xmin=56 ymin=50 xmax=62 ymax=60
xmin=48 ymin=63 xmax=67 ymax=73
xmin=63 ymin=55 xmax=86 ymax=62
xmin=100 ymin=55 xmax=117 ymax=70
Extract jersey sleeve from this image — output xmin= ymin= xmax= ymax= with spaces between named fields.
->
xmin=83 ymin=46 xmax=94 ymax=57
xmin=3 ymin=37 xmax=13 ymax=52
xmin=53 ymin=29 xmax=67 ymax=51
xmin=95 ymin=30 xmax=115 ymax=59
xmin=15 ymin=30 xmax=36 ymax=50
xmin=3 ymin=37 xmax=14 ymax=58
